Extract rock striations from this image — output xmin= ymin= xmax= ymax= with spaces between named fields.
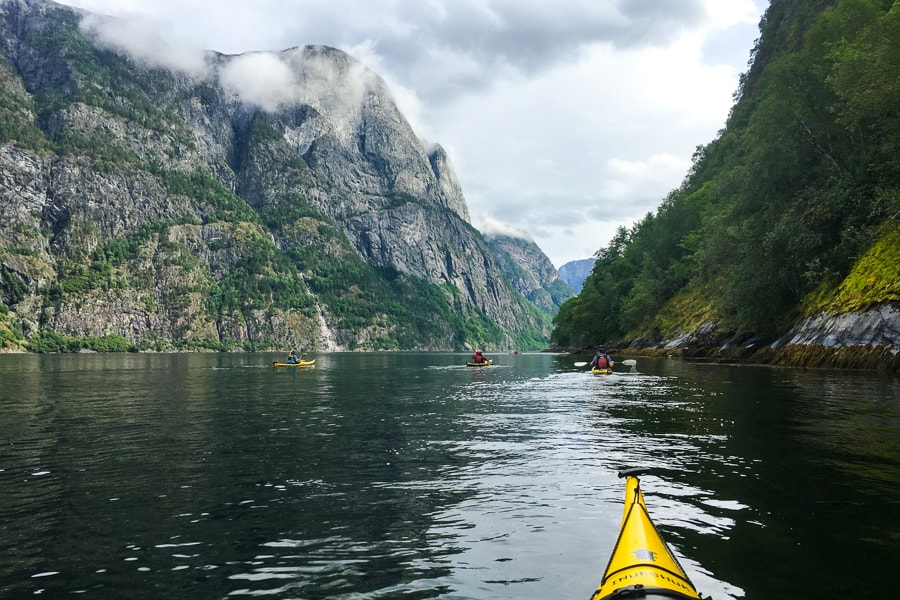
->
xmin=0 ymin=0 xmax=554 ymax=351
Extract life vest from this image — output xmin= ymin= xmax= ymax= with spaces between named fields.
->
xmin=595 ymin=355 xmax=609 ymax=368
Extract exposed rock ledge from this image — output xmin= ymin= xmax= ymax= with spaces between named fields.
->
xmin=776 ymin=304 xmax=900 ymax=349
xmin=559 ymin=304 xmax=900 ymax=373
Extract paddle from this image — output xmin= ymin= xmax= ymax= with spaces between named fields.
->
xmin=573 ymin=359 xmax=638 ymax=368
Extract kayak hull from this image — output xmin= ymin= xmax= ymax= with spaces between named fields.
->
xmin=592 ymin=368 xmax=613 ymax=375
xmin=593 ymin=591 xmax=699 ymax=600
xmin=592 ymin=469 xmax=704 ymax=600
xmin=273 ymin=359 xmax=316 ymax=367
xmin=466 ymin=359 xmax=493 ymax=367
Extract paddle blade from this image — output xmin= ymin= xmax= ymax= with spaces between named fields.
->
xmin=622 ymin=359 xmax=637 ymax=366
xmin=573 ymin=362 xmax=588 ymax=367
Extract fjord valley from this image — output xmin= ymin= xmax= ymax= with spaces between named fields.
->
xmin=2 ymin=0 xmax=898 ymax=370
xmin=0 ymin=0 xmax=571 ymax=354
xmin=552 ymin=0 xmax=900 ymax=371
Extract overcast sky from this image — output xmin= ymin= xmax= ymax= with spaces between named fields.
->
xmin=57 ymin=0 xmax=767 ymax=268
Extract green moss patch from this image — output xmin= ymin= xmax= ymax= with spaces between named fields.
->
xmin=809 ymin=221 xmax=900 ymax=315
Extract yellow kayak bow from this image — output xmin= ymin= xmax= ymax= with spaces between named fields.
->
xmin=592 ymin=468 xmax=705 ymax=600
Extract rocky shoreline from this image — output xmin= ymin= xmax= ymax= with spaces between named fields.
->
xmin=552 ymin=305 xmax=900 ymax=373
xmin=555 ymin=344 xmax=899 ymax=372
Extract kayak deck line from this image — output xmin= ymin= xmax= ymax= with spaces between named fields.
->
xmin=591 ymin=468 xmax=706 ymax=600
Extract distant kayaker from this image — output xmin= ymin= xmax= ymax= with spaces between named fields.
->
xmin=471 ymin=349 xmax=488 ymax=364
xmin=590 ymin=347 xmax=614 ymax=370
xmin=286 ymin=350 xmax=300 ymax=364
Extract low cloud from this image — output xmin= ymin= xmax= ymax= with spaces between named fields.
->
xmin=219 ymin=53 xmax=298 ymax=112
xmin=79 ymin=13 xmax=208 ymax=76
xmin=476 ymin=216 xmax=534 ymax=241
xmin=218 ymin=48 xmax=380 ymax=117
xmin=78 ymin=11 xmax=381 ymax=118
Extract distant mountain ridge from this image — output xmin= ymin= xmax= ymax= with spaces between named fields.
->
xmin=557 ymin=258 xmax=595 ymax=293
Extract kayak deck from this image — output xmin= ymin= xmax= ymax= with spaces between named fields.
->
xmin=273 ymin=359 xmax=316 ymax=367
xmin=592 ymin=368 xmax=613 ymax=375
xmin=592 ymin=468 xmax=704 ymax=600
xmin=466 ymin=359 xmax=493 ymax=366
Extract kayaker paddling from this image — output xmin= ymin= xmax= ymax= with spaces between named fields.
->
xmin=590 ymin=347 xmax=614 ymax=370
xmin=466 ymin=349 xmax=493 ymax=366
xmin=471 ymin=349 xmax=488 ymax=364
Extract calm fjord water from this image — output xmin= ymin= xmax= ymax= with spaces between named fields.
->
xmin=1 ymin=352 xmax=899 ymax=599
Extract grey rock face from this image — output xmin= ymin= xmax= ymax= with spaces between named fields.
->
xmin=484 ymin=233 xmax=573 ymax=314
xmin=777 ymin=305 xmax=900 ymax=349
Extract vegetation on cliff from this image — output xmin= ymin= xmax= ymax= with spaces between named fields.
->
xmin=552 ymin=0 xmax=900 ymax=352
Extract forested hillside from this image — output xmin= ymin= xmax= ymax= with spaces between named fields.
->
xmin=552 ymin=0 xmax=900 ymax=363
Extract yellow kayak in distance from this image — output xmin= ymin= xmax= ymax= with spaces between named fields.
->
xmin=273 ymin=359 xmax=316 ymax=367
xmin=592 ymin=368 xmax=613 ymax=375
xmin=591 ymin=468 xmax=706 ymax=600
xmin=466 ymin=359 xmax=493 ymax=367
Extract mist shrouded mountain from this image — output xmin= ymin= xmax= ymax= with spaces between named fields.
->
xmin=0 ymin=0 xmax=561 ymax=352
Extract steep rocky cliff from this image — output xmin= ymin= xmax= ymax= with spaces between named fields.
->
xmin=484 ymin=232 xmax=573 ymax=314
xmin=0 ymin=0 xmax=550 ymax=351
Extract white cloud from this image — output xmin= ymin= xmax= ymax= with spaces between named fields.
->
xmin=219 ymin=53 xmax=298 ymax=112
xmin=704 ymin=0 xmax=762 ymax=29
xmin=476 ymin=216 xmax=533 ymax=241
xmin=78 ymin=13 xmax=208 ymax=75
